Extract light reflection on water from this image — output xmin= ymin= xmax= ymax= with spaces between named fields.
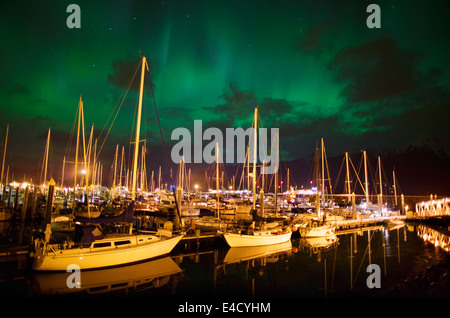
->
xmin=0 ymin=223 xmax=449 ymax=298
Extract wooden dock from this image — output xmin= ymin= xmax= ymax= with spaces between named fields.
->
xmin=330 ymin=215 xmax=407 ymax=232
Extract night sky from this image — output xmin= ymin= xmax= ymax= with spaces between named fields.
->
xmin=1 ymin=0 xmax=449 ymax=193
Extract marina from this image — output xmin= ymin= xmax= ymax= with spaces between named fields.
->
xmin=1 ymin=218 xmax=450 ymax=300
xmin=0 ymin=53 xmax=449 ymax=299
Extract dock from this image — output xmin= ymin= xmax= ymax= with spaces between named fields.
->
xmin=176 ymin=215 xmax=408 ymax=249
xmin=331 ymin=215 xmax=407 ymax=232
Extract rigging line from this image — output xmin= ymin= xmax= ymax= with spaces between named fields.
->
xmin=147 ymin=63 xmax=182 ymax=221
xmin=333 ymin=156 xmax=345 ymax=192
xmin=322 ymin=142 xmax=334 ymax=199
xmin=95 ymin=61 xmax=141 ymax=162
xmin=64 ymin=103 xmax=79 ymax=164
xmin=349 ymin=154 xmax=365 ymax=195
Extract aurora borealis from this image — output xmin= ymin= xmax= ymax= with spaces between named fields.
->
xmin=1 ymin=0 xmax=449 ymax=193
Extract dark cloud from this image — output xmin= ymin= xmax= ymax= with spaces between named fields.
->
xmin=210 ymin=83 xmax=257 ymax=123
xmin=329 ymin=36 xmax=418 ymax=103
xmin=200 ymin=83 xmax=345 ymax=159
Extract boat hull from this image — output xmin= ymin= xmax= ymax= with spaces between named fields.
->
xmin=223 ymin=231 xmax=292 ymax=247
xmin=33 ymin=234 xmax=183 ymax=271
xmin=299 ymin=225 xmax=335 ymax=238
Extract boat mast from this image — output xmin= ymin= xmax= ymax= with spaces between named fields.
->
xmin=43 ymin=128 xmax=51 ymax=185
xmin=287 ymin=168 xmax=290 ymax=192
xmin=1 ymin=124 xmax=9 ymax=189
xmin=314 ymin=142 xmax=320 ymax=218
xmin=216 ymin=142 xmax=220 ymax=217
xmin=345 ymin=152 xmax=351 ymax=203
xmin=82 ymin=122 xmax=90 ymax=216
xmin=363 ymin=150 xmax=369 ymax=203
xmin=275 ymin=162 xmax=278 ymax=211
xmin=252 ymin=106 xmax=258 ymax=210
xmin=378 ymin=156 xmax=383 ymax=199
xmin=393 ymin=170 xmax=398 ymax=206
xmin=112 ymin=144 xmax=118 ymax=200
xmin=73 ymin=96 xmax=82 ymax=207
xmin=119 ymin=146 xmax=124 ymax=189
xmin=61 ymin=156 xmax=65 ymax=187
xmin=132 ymin=56 xmax=147 ymax=201
xmin=321 ymin=138 xmax=325 ymax=208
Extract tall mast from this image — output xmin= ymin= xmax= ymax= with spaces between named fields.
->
xmin=216 ymin=142 xmax=220 ymax=217
xmin=314 ymin=142 xmax=320 ymax=217
xmin=345 ymin=152 xmax=351 ymax=203
xmin=321 ymin=138 xmax=325 ymax=208
xmin=43 ymin=128 xmax=51 ymax=185
xmin=363 ymin=150 xmax=369 ymax=203
xmin=132 ymin=56 xmax=147 ymax=201
xmin=158 ymin=165 xmax=161 ymax=191
xmin=119 ymin=146 xmax=125 ymax=189
xmin=61 ymin=156 xmax=65 ymax=187
xmin=378 ymin=156 xmax=383 ymax=198
xmin=73 ymin=95 xmax=82 ymax=202
xmin=275 ymin=164 xmax=278 ymax=211
xmin=252 ymin=106 xmax=258 ymax=210
xmin=1 ymin=124 xmax=9 ymax=188
xmin=378 ymin=156 xmax=383 ymax=214
xmin=393 ymin=170 xmax=398 ymax=206
xmin=112 ymin=144 xmax=118 ymax=200
xmin=83 ymin=123 xmax=91 ymax=215
xmin=287 ymin=168 xmax=290 ymax=192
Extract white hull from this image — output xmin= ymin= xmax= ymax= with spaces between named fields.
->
xmin=299 ymin=225 xmax=335 ymax=238
xmin=223 ymin=241 xmax=292 ymax=265
xmin=223 ymin=231 xmax=292 ymax=247
xmin=180 ymin=207 xmax=200 ymax=217
xmin=33 ymin=234 xmax=183 ymax=271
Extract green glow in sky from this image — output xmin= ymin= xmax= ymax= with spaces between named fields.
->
xmin=0 ymin=0 xmax=449 ymax=185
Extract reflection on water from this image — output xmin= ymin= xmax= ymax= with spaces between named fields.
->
xmin=31 ymin=257 xmax=183 ymax=296
xmin=417 ymin=225 xmax=450 ymax=252
xmin=1 ymin=222 xmax=449 ymax=298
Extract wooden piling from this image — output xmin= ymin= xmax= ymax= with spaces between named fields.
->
xmin=44 ymin=178 xmax=55 ymax=225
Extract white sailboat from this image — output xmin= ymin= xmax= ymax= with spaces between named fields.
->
xmin=223 ymin=228 xmax=292 ymax=247
xmin=295 ymin=139 xmax=336 ymax=238
xmin=297 ymin=221 xmax=336 ymax=238
xmin=222 ymin=107 xmax=292 ymax=247
xmin=32 ymin=56 xmax=184 ymax=271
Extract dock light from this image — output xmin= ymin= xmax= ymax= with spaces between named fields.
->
xmin=194 ymin=184 xmax=199 ymax=189
xmin=81 ymin=169 xmax=86 ymax=175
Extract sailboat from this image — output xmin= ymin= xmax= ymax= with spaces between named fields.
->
xmin=295 ymin=139 xmax=336 ymax=238
xmin=222 ymin=107 xmax=292 ymax=247
xmin=32 ymin=56 xmax=184 ymax=271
